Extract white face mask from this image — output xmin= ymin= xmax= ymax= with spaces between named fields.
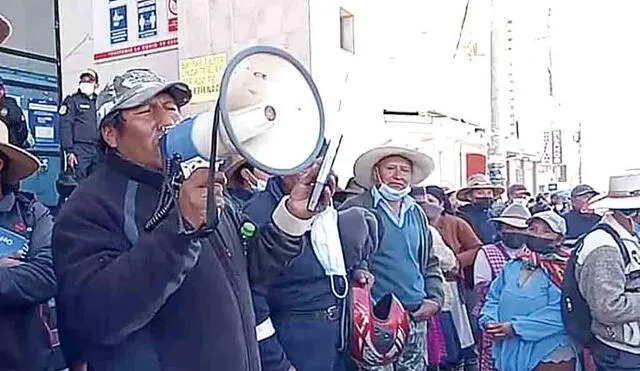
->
xmin=251 ymin=179 xmax=267 ymax=193
xmin=79 ymin=82 xmax=96 ymax=96
xmin=310 ymin=205 xmax=348 ymax=299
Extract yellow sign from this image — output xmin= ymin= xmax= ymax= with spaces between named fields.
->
xmin=179 ymin=53 xmax=227 ymax=103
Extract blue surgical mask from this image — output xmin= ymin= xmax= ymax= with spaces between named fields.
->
xmin=251 ymin=179 xmax=267 ymax=192
xmin=377 ymin=183 xmax=411 ymax=202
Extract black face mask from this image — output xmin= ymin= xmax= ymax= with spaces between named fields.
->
xmin=501 ymin=232 xmax=526 ymax=250
xmin=474 ymin=198 xmax=493 ymax=209
xmin=526 ymin=235 xmax=557 ymax=254
xmin=620 ymin=209 xmax=640 ymax=218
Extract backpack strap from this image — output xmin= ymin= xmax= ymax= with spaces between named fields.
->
xmin=577 ymin=223 xmax=631 ymax=267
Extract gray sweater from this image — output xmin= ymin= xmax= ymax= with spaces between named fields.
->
xmin=576 ymin=214 xmax=640 ymax=354
xmin=339 ymin=191 xmax=444 ymax=307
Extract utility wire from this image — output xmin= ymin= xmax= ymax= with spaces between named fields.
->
xmin=453 ymin=0 xmax=472 ymax=59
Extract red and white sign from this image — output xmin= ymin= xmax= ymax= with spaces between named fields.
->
xmin=92 ymin=0 xmax=178 ymax=63
xmin=167 ymin=0 xmax=178 ymax=32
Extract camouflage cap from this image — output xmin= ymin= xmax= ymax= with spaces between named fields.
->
xmin=96 ymin=69 xmax=192 ymax=128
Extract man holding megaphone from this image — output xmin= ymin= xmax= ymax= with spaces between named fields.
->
xmin=52 ymin=68 xmax=334 ymax=371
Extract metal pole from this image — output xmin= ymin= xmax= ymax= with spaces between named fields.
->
xmin=488 ymin=0 xmax=504 ymax=183
xmin=578 ymin=121 xmax=583 ymax=183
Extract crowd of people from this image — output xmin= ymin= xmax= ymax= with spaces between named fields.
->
xmin=0 ymin=67 xmax=639 ymax=371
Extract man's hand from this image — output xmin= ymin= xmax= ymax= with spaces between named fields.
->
xmin=485 ymin=321 xmax=515 ymax=340
xmin=67 ymin=153 xmax=78 ymax=170
xmin=0 ymin=257 xmax=23 ymax=268
xmin=411 ymin=300 xmax=440 ymax=322
xmin=286 ymin=162 xmax=337 ymax=220
xmin=179 ymin=169 xmax=226 ymax=229
xmin=352 ymin=269 xmax=375 ymax=288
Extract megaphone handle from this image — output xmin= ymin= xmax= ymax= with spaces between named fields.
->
xmin=205 ymin=102 xmax=222 ymax=229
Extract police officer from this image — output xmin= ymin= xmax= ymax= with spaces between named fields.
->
xmin=0 ymin=78 xmax=28 ymax=148
xmin=59 ymin=69 xmax=101 ymax=180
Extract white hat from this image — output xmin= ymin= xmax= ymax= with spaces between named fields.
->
xmin=0 ymin=120 xmax=40 ymax=183
xmin=456 ymin=173 xmax=505 ymax=202
xmin=490 ymin=202 xmax=531 ymax=229
xmin=529 ymin=210 xmax=567 ymax=236
xmin=589 ymin=173 xmax=640 ymax=210
xmin=353 ymin=143 xmax=434 ymax=189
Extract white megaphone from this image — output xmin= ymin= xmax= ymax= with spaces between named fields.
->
xmin=161 ymin=46 xmax=325 ymax=178
xmin=152 ymin=46 xmax=325 ymax=233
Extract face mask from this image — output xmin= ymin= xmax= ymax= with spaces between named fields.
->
xmin=423 ymin=203 xmax=444 ymax=221
xmin=251 ymin=179 xmax=267 ymax=192
xmin=310 ymin=206 xmax=348 ymax=299
xmin=378 ymin=183 xmax=411 ymax=202
xmin=474 ymin=197 xmax=493 ymax=209
xmin=620 ymin=209 xmax=640 ymax=218
xmin=526 ymin=235 xmax=557 ymax=254
xmin=79 ymin=82 xmax=96 ymax=96
xmin=512 ymin=198 xmax=529 ymax=206
xmin=554 ymin=204 xmax=564 ymax=212
xmin=501 ymin=232 xmax=527 ymax=250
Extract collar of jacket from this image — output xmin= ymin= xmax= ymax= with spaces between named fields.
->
xmin=105 ymin=151 xmax=165 ymax=189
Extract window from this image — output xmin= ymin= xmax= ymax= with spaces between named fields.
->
xmin=340 ymin=8 xmax=354 ymax=54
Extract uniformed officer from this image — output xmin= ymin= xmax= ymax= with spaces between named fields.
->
xmin=59 ymin=69 xmax=101 ymax=180
xmin=0 ymin=78 xmax=28 ymax=148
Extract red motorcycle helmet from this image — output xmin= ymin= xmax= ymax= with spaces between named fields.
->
xmin=350 ymin=285 xmax=410 ymax=366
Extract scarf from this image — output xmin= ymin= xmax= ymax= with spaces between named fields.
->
xmin=515 ymin=247 xmax=571 ymax=288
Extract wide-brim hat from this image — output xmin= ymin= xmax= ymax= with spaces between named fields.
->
xmin=589 ymin=173 xmax=640 ymax=210
xmin=0 ymin=120 xmax=40 ymax=183
xmin=353 ymin=144 xmax=434 ymax=189
xmin=490 ymin=202 xmax=531 ymax=229
xmin=457 ymin=173 xmax=505 ymax=202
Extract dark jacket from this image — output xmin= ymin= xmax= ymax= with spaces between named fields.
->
xmin=563 ymin=209 xmax=601 ymax=245
xmin=0 ymin=96 xmax=28 ymax=147
xmin=457 ymin=203 xmax=498 ymax=244
xmin=0 ymin=192 xmax=57 ymax=371
xmin=339 ymin=191 xmax=444 ymax=307
xmin=52 ymin=153 xmax=307 ymax=371
xmin=58 ymin=91 xmax=99 ymax=151
xmin=245 ymin=178 xmax=379 ymax=371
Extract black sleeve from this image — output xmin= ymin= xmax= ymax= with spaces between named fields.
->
xmin=58 ymin=96 xmax=75 ymax=151
xmin=53 ymin=198 xmax=202 ymax=346
xmin=0 ymin=202 xmax=56 ymax=308
xmin=243 ymin=199 xmax=308 ymax=284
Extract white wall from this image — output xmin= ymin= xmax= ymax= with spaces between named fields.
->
xmin=59 ymin=0 xmax=178 ymax=99
xmin=308 ymin=0 xmax=389 ymax=184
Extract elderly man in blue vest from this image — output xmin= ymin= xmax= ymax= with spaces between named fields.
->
xmin=340 ymin=143 xmax=444 ymax=370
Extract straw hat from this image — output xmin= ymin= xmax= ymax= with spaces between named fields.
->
xmin=589 ymin=173 xmax=640 ymax=210
xmin=456 ymin=173 xmax=505 ymax=202
xmin=0 ymin=121 xmax=40 ymax=183
xmin=353 ymin=142 xmax=434 ymax=189
xmin=490 ymin=202 xmax=531 ymax=229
